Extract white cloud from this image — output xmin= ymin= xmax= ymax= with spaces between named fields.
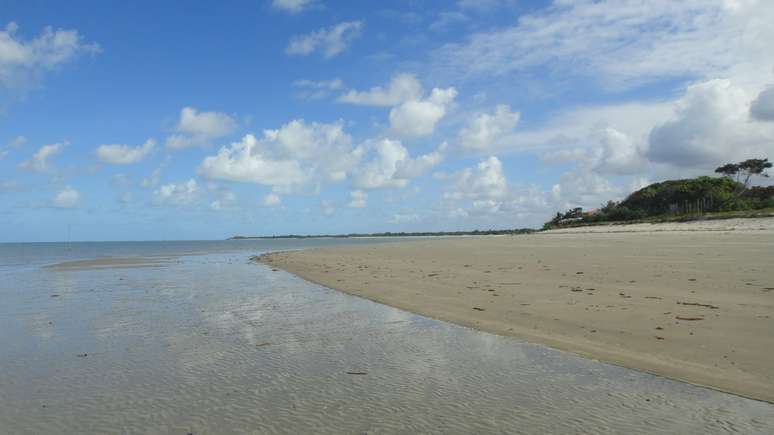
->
xmin=19 ymin=142 xmax=64 ymax=172
xmin=199 ymin=120 xmax=359 ymax=191
xmin=390 ymin=87 xmax=457 ymax=137
xmin=589 ymin=126 xmax=646 ymax=175
xmin=352 ymin=139 xmax=445 ymax=189
xmin=51 ymin=186 xmax=79 ymax=208
xmin=286 ymin=21 xmax=363 ymax=58
xmin=262 ymin=193 xmax=281 ymax=207
xmin=200 ymin=134 xmax=307 ymax=187
xmin=338 ymin=73 xmax=422 ymax=106
xmin=96 ymin=138 xmax=155 ymax=164
xmin=445 ymin=156 xmax=508 ymax=201
xmin=292 ymin=78 xmax=344 ymax=100
xmin=459 ymin=104 xmax=520 ymax=151
xmin=647 ymin=78 xmax=774 ymax=168
xmin=0 ymin=22 xmax=100 ymax=91
xmin=433 ymin=1 xmax=773 ymax=89
xmin=166 ymin=107 xmax=237 ymax=149
xmin=347 ymin=190 xmax=367 ymax=208
xmin=272 ymin=0 xmax=318 ymax=14
xmin=153 ymin=179 xmax=199 ymax=206
xmin=750 ymin=85 xmax=774 ymax=121
xmin=208 ymin=186 xmax=237 ymax=211
xmin=550 ymin=169 xmax=622 ymax=210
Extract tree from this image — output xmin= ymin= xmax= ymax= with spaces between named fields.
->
xmin=737 ymin=158 xmax=772 ymax=187
xmin=715 ymin=158 xmax=771 ymax=196
xmin=714 ymin=163 xmax=740 ymax=181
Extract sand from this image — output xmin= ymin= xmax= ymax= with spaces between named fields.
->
xmin=45 ymin=256 xmax=177 ymax=270
xmin=257 ymin=218 xmax=774 ymax=403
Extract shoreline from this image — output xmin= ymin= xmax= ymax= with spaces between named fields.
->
xmin=255 ymin=218 xmax=774 ymax=403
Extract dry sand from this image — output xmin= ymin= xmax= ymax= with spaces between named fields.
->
xmin=257 ymin=218 xmax=774 ymax=403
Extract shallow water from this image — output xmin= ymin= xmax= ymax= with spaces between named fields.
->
xmin=1 ymin=240 xmax=773 ymax=434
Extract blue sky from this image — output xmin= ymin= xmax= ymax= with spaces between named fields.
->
xmin=2 ymin=0 xmax=774 ymax=242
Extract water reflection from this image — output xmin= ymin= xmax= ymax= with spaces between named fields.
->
xmin=1 ymin=249 xmax=773 ymax=434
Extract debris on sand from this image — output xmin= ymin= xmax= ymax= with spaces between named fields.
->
xmin=677 ymin=302 xmax=719 ymax=309
xmin=676 ymin=316 xmax=704 ymax=321
xmin=472 ymin=307 xmax=485 ymax=311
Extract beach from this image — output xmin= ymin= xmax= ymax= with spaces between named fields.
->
xmin=257 ymin=218 xmax=774 ymax=403
xmin=8 ymin=240 xmax=774 ymax=433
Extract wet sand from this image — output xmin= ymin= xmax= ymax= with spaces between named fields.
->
xmin=9 ymin=245 xmax=774 ymax=433
xmin=257 ymin=218 xmax=774 ymax=403
xmin=44 ymin=257 xmax=177 ymax=270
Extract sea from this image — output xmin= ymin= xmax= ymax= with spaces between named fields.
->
xmin=1 ymin=239 xmax=773 ymax=434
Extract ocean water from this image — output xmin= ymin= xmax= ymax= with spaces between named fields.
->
xmin=1 ymin=240 xmax=773 ymax=434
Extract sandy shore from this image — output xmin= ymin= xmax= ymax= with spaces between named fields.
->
xmin=257 ymin=218 xmax=774 ymax=403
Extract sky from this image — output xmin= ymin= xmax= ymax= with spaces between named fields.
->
xmin=1 ymin=0 xmax=774 ymax=242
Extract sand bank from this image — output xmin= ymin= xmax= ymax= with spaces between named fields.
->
xmin=45 ymin=256 xmax=177 ymax=270
xmin=257 ymin=218 xmax=774 ymax=402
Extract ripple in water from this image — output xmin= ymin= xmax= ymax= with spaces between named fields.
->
xmin=1 ymin=249 xmax=773 ymax=434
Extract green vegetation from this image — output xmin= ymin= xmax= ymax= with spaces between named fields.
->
xmin=229 ymin=228 xmax=535 ymax=240
xmin=545 ymin=158 xmax=773 ymax=229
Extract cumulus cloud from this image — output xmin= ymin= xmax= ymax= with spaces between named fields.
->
xmin=199 ymin=134 xmax=307 ymax=187
xmin=271 ymin=0 xmax=318 ymax=14
xmin=459 ymin=104 xmax=520 ymax=151
xmin=51 ymin=186 xmax=79 ymax=208
xmin=286 ymin=21 xmax=363 ymax=58
xmin=262 ymin=193 xmax=281 ymax=207
xmin=647 ymin=79 xmax=774 ymax=168
xmin=590 ymin=127 xmax=646 ymax=174
xmin=96 ymin=138 xmax=155 ymax=164
xmin=550 ymin=169 xmax=622 ymax=210
xmin=153 ymin=179 xmax=199 ymax=206
xmin=347 ymin=190 xmax=367 ymax=208
xmin=199 ymin=119 xmax=359 ymax=194
xmin=19 ymin=142 xmax=64 ymax=172
xmin=390 ymin=87 xmax=457 ymax=137
xmin=166 ymin=107 xmax=238 ymax=149
xmin=750 ymin=85 xmax=774 ymax=121
xmin=352 ymin=139 xmax=445 ymax=189
xmin=338 ymin=73 xmax=422 ymax=106
xmin=0 ymin=22 xmax=100 ymax=91
xmin=445 ymin=156 xmax=508 ymax=200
